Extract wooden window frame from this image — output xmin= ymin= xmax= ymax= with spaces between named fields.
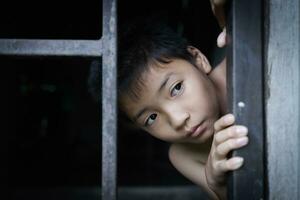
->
xmin=4 ymin=0 xmax=300 ymax=199
xmin=226 ymin=0 xmax=265 ymax=199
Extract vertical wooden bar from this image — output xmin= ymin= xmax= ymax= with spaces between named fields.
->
xmin=227 ymin=0 xmax=265 ymax=199
xmin=102 ymin=0 xmax=118 ymax=199
xmin=265 ymin=0 xmax=300 ymax=199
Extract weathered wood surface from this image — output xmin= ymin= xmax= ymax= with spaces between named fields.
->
xmin=227 ymin=0 xmax=265 ymax=199
xmin=265 ymin=0 xmax=300 ymax=199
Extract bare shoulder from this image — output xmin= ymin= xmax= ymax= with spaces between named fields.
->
xmin=168 ymin=143 xmax=209 ymax=166
xmin=168 ymin=143 xmax=211 ymax=190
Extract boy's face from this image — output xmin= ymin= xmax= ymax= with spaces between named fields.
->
xmin=121 ymin=50 xmax=221 ymax=144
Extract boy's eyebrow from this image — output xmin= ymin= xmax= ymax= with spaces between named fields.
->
xmin=133 ymin=72 xmax=174 ymax=122
xmin=133 ymin=107 xmax=147 ymax=122
xmin=158 ymin=72 xmax=174 ymax=93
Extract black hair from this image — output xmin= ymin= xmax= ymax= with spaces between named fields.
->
xmin=87 ymin=18 xmax=197 ymax=127
xmin=118 ymin=18 xmax=196 ymax=104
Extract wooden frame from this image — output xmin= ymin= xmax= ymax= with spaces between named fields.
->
xmin=265 ymin=0 xmax=300 ymax=199
xmin=227 ymin=0 xmax=265 ymax=199
xmin=0 ymin=0 xmax=118 ymax=199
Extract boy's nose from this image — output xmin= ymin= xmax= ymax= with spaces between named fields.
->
xmin=164 ymin=105 xmax=190 ymax=130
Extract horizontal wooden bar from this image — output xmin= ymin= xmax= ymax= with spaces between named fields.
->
xmin=0 ymin=39 xmax=102 ymax=57
xmin=11 ymin=186 xmax=206 ymax=200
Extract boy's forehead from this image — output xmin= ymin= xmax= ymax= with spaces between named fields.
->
xmin=124 ymin=66 xmax=166 ymax=102
xmin=142 ymin=64 xmax=167 ymax=83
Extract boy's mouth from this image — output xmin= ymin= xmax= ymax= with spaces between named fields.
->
xmin=186 ymin=120 xmax=207 ymax=138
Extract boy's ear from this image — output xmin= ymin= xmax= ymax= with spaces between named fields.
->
xmin=187 ymin=46 xmax=212 ymax=74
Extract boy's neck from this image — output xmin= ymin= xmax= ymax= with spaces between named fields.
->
xmin=208 ymin=57 xmax=227 ymax=116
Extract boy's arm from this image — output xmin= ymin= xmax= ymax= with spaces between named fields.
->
xmin=169 ymin=144 xmax=221 ymax=199
xmin=210 ymin=0 xmax=226 ymax=28
xmin=169 ymin=114 xmax=248 ymax=200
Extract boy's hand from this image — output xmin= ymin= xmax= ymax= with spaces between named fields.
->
xmin=217 ymin=27 xmax=226 ymax=48
xmin=210 ymin=0 xmax=227 ymax=48
xmin=205 ymin=114 xmax=248 ymax=198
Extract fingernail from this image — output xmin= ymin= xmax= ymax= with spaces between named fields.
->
xmin=217 ymin=30 xmax=226 ymax=47
xmin=236 ymin=137 xmax=248 ymax=146
xmin=236 ymin=126 xmax=248 ymax=135
xmin=233 ymin=157 xmax=244 ymax=167
xmin=224 ymin=114 xmax=234 ymax=123
xmin=217 ymin=35 xmax=224 ymax=47
xmin=221 ymin=29 xmax=226 ymax=36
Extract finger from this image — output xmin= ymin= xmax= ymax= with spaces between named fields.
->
xmin=217 ymin=27 xmax=226 ymax=48
xmin=219 ymin=157 xmax=244 ymax=171
xmin=216 ymin=137 xmax=249 ymax=158
xmin=214 ymin=113 xmax=235 ymax=132
xmin=215 ymin=125 xmax=248 ymax=145
xmin=211 ymin=0 xmax=226 ymax=6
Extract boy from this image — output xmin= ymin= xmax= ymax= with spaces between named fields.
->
xmin=106 ymin=2 xmax=247 ymax=199
xmin=117 ymin=18 xmax=248 ymax=199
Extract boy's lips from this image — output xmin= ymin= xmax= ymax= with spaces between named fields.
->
xmin=186 ymin=120 xmax=206 ymax=138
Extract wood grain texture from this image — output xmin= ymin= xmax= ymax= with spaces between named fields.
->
xmin=265 ymin=0 xmax=300 ymax=199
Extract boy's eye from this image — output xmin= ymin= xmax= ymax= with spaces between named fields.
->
xmin=145 ymin=113 xmax=157 ymax=126
xmin=171 ymin=82 xmax=183 ymax=97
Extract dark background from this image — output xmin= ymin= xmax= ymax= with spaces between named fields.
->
xmin=2 ymin=0 xmax=220 ymax=199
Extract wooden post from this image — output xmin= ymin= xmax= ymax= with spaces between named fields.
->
xmin=227 ymin=0 xmax=265 ymax=199
xmin=265 ymin=0 xmax=300 ymax=199
xmin=102 ymin=0 xmax=118 ymax=199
